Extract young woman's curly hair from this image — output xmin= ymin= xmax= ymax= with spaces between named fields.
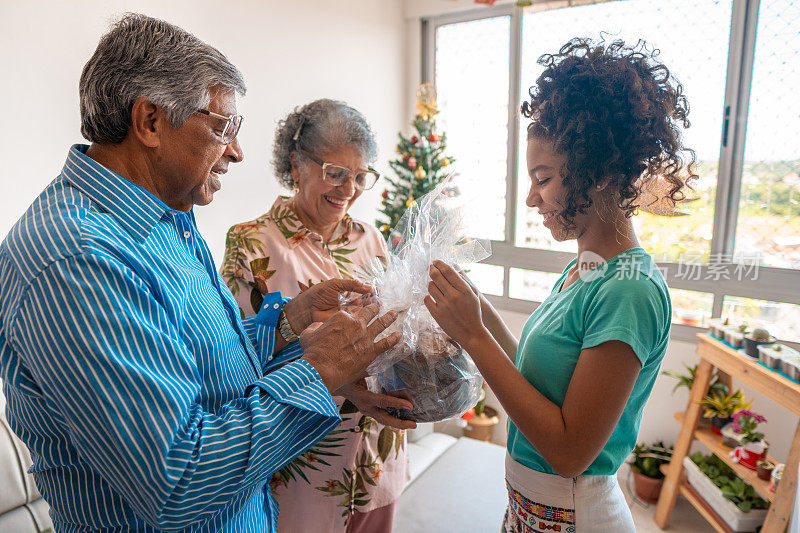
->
xmin=521 ymin=37 xmax=697 ymax=224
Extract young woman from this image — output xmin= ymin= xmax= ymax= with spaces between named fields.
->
xmin=426 ymin=38 xmax=695 ymax=531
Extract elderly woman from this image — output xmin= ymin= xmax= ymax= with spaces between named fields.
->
xmin=221 ymin=99 xmax=411 ymax=533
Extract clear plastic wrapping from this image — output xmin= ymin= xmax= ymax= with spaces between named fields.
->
xmin=360 ymin=181 xmax=491 ymax=422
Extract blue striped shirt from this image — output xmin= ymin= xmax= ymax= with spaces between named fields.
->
xmin=0 ymin=144 xmax=341 ymax=532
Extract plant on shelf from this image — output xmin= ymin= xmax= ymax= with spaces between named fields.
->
xmin=461 ymin=384 xmax=498 ymax=442
xmin=689 ymin=453 xmax=769 ymax=513
xmin=700 ymin=388 xmax=752 ymax=435
xmin=730 ymin=409 xmax=768 ymax=470
xmin=743 ymin=327 xmax=776 ymax=358
xmin=628 ymin=441 xmax=674 ymax=503
xmin=661 ymin=363 xmax=728 ymax=396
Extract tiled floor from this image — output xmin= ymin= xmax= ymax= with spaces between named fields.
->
xmin=617 ymin=464 xmax=710 ymax=532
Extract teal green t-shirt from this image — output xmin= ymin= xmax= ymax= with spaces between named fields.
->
xmin=506 ymin=247 xmax=671 ymax=476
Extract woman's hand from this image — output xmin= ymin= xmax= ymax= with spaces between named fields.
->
xmin=284 ymin=278 xmax=374 ymax=333
xmin=424 ymin=260 xmax=488 ymax=349
xmin=339 ymin=379 xmax=417 ymax=430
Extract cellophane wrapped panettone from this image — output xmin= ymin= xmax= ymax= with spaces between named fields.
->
xmin=361 ymin=181 xmax=490 ymax=422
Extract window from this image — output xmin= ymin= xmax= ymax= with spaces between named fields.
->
xmin=733 ymin=0 xmax=800 ymax=270
xmin=435 ymin=16 xmax=510 ymax=241
xmin=425 ymin=0 xmax=800 ymax=343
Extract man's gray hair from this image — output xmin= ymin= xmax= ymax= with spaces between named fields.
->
xmin=79 ymin=13 xmax=246 ymax=144
xmin=273 ymin=99 xmax=378 ymax=189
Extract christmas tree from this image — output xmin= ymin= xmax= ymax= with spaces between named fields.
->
xmin=377 ymin=83 xmax=455 ymax=241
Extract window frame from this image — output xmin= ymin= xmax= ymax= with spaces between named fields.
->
xmin=422 ymin=0 xmax=800 ymax=345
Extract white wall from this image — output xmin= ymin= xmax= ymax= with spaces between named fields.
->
xmin=0 ymin=0 xmax=406 ymax=263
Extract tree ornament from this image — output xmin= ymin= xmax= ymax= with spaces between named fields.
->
xmin=406 ymin=197 xmax=417 ymax=208
xmin=381 ymin=190 xmax=388 ymax=198
xmin=428 ymin=133 xmax=439 ymax=143
xmin=410 ymin=135 xmax=419 ymax=145
xmin=414 ymin=166 xmax=427 ymax=180
xmin=441 ymin=158 xmax=451 ymax=167
xmin=408 ymin=157 xmax=417 ymax=170
xmin=402 ymin=153 xmax=410 ymax=161
xmin=415 ymin=82 xmax=439 ymax=120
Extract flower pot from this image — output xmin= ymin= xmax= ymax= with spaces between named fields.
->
xmin=632 ymin=470 xmax=664 ymax=504
xmin=721 ymin=423 xmax=744 ymax=449
xmin=757 ymin=461 xmax=774 ymax=481
xmin=743 ymin=335 xmax=775 ymax=358
xmin=683 ymin=457 xmax=769 ymax=532
xmin=711 ymin=416 xmax=732 ymax=435
xmin=730 ymin=441 xmax=766 ymax=470
xmin=463 ymin=406 xmax=499 ymax=442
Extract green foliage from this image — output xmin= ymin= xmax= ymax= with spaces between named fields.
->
xmin=629 ymin=441 xmax=673 ymax=479
xmin=377 ymin=114 xmax=455 ymax=241
xmin=661 ymin=363 xmax=729 ymax=396
xmin=690 ymin=452 xmax=769 ymax=512
xmin=699 ymin=388 xmax=751 ymax=419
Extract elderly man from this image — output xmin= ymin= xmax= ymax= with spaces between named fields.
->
xmin=0 ymin=13 xmax=406 ymax=532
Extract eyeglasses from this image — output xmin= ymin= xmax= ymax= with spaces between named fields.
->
xmin=300 ymin=149 xmax=380 ymax=191
xmin=195 ymin=109 xmax=243 ymax=145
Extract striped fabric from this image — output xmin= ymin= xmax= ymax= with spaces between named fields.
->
xmin=0 ymin=145 xmax=341 ymax=532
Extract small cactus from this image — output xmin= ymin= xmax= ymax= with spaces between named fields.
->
xmin=774 ymin=345 xmax=782 ymax=352
xmin=750 ymin=327 xmax=772 ymax=342
xmin=737 ymin=323 xmax=748 ymax=333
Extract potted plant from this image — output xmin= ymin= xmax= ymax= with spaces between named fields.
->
xmin=729 ymin=409 xmax=767 ymax=470
xmin=743 ymin=327 xmax=776 ymax=358
xmin=683 ymin=452 xmax=769 ymax=532
xmin=700 ymin=388 xmax=751 ymax=435
xmin=757 ymin=459 xmax=775 ymax=481
xmin=462 ymin=384 xmax=499 ymax=442
xmin=628 ymin=441 xmax=673 ymax=503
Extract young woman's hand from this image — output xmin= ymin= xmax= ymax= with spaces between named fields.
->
xmin=424 ymin=260 xmax=488 ymax=348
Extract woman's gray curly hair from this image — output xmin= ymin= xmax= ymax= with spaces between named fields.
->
xmin=272 ymin=99 xmax=378 ymax=189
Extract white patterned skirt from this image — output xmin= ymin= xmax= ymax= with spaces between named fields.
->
xmin=502 ymin=453 xmax=635 ymax=532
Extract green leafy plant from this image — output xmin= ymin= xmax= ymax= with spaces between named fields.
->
xmin=661 ymin=363 xmax=728 ymax=396
xmin=629 ymin=441 xmax=673 ymax=479
xmin=700 ymin=388 xmax=752 ymax=419
xmin=690 ymin=452 xmax=769 ymax=512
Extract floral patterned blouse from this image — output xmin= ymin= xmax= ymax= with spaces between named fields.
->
xmin=221 ymin=196 xmax=407 ymax=532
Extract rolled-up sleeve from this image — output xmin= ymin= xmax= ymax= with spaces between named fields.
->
xmin=11 ymin=252 xmax=340 ymax=530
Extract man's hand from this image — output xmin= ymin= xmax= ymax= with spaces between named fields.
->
xmin=339 ymin=380 xmax=417 ymax=430
xmin=300 ymin=303 xmax=401 ymax=394
xmin=283 ymin=278 xmax=374 ymax=334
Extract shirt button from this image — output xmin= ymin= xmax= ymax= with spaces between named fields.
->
xmin=183 ymin=230 xmax=191 ymax=238
xmin=273 ymin=303 xmax=280 ymax=309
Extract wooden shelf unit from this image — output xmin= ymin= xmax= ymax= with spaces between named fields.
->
xmin=654 ymin=334 xmax=800 ymax=532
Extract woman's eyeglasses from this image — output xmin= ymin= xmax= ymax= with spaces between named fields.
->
xmin=300 ymin=149 xmax=380 ymax=191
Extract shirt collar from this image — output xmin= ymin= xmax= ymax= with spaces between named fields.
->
xmin=61 ymin=144 xmax=172 ymax=243
xmin=266 ymin=196 xmax=363 ymax=249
